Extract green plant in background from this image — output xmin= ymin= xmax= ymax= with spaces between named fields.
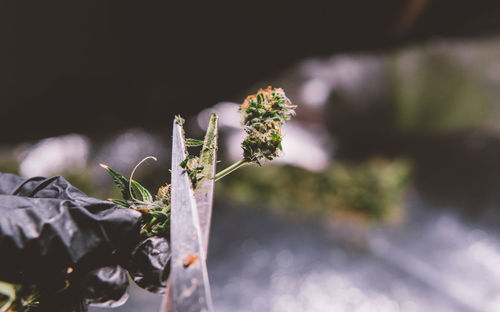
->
xmin=217 ymin=159 xmax=411 ymax=222
xmin=0 ymin=149 xmax=19 ymax=176
xmin=101 ymin=87 xmax=296 ymax=238
xmin=392 ymin=48 xmax=495 ymax=133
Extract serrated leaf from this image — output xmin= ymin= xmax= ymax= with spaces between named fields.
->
xmin=185 ymin=138 xmax=204 ymax=147
xmin=100 ymin=164 xmax=134 ymax=200
xmin=110 ymin=198 xmax=131 ymax=208
xmin=131 ymin=179 xmax=153 ymax=202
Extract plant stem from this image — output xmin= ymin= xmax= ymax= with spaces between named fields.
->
xmin=198 ymin=114 xmax=218 ymax=186
xmin=214 ymin=159 xmax=249 ymax=181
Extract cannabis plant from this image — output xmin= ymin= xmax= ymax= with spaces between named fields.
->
xmin=215 ymin=86 xmax=296 ymax=180
xmin=101 ymin=87 xmax=296 ymax=237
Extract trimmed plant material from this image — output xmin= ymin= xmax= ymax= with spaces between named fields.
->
xmin=100 ymin=160 xmax=171 ymax=237
xmin=102 ymin=87 xmax=296 ymax=238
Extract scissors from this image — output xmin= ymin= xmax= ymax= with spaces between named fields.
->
xmin=160 ymin=115 xmax=218 ymax=312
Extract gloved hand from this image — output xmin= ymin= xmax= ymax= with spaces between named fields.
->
xmin=0 ymin=173 xmax=170 ymax=311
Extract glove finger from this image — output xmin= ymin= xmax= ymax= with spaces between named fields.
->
xmin=81 ymin=265 xmax=129 ymax=308
xmin=8 ymin=175 xmax=144 ymax=259
xmin=0 ymin=194 xmax=141 ymax=284
xmin=10 ymin=175 xmax=85 ymax=200
xmin=35 ymin=286 xmax=88 ymax=312
xmin=26 ymin=266 xmax=129 ymax=311
xmin=127 ymin=236 xmax=171 ymax=294
xmin=0 ymin=173 xmax=33 ymax=195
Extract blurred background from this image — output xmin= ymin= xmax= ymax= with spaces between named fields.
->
xmin=3 ymin=1 xmax=500 ymax=311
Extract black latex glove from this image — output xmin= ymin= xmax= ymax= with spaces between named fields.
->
xmin=0 ymin=173 xmax=170 ymax=311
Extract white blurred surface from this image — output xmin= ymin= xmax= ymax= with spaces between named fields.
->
xmin=19 ymin=134 xmax=89 ymax=177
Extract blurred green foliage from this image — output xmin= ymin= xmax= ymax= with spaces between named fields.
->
xmin=217 ymin=159 xmax=411 ymax=222
xmin=392 ymin=45 xmax=500 ymax=133
xmin=0 ymin=149 xmax=19 ymax=175
xmin=0 ymin=146 xmax=412 ymax=223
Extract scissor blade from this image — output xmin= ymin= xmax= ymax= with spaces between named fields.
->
xmin=170 ymin=121 xmax=214 ymax=312
xmin=194 ymin=114 xmax=218 ymax=256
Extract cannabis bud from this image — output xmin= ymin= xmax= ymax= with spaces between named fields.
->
xmin=100 ymin=159 xmax=171 ymax=238
xmin=214 ymin=87 xmax=296 ymax=181
xmin=240 ymin=87 xmax=296 ymax=163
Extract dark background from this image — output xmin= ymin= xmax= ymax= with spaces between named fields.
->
xmin=2 ymin=0 xmax=500 ymax=143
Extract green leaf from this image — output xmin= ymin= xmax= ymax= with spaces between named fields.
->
xmin=180 ymin=155 xmax=196 ymax=168
xmin=100 ymin=164 xmax=134 ymax=200
xmin=257 ymin=93 xmax=263 ymax=104
xmin=270 ymin=132 xmax=281 ymax=142
xmin=175 ymin=115 xmax=185 ymax=126
xmin=185 ymin=138 xmax=204 ymax=147
xmin=131 ymin=179 xmax=153 ymax=202
xmin=0 ymin=281 xmax=16 ymax=312
xmin=110 ymin=198 xmax=131 ymax=208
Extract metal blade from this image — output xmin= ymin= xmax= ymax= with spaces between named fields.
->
xmin=169 ymin=121 xmax=214 ymax=312
xmin=194 ymin=114 xmax=218 ymax=256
